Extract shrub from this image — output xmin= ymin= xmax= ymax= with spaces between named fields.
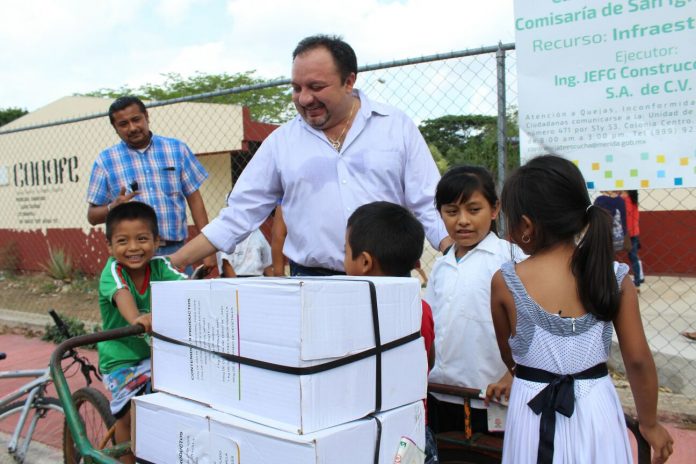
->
xmin=40 ymin=247 xmax=75 ymax=282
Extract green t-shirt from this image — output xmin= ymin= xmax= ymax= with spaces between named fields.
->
xmin=98 ymin=256 xmax=186 ymax=373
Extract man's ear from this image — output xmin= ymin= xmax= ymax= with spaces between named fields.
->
xmin=153 ymin=235 xmax=160 ymax=250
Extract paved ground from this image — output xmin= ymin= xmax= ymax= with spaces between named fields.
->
xmin=0 ymin=333 xmax=106 ymax=464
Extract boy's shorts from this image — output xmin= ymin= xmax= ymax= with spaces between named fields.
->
xmin=103 ymin=358 xmax=151 ymax=418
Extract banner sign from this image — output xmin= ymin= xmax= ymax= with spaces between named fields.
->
xmin=514 ymin=0 xmax=696 ymax=189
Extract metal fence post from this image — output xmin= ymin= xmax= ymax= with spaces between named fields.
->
xmin=496 ymin=42 xmax=507 ymax=237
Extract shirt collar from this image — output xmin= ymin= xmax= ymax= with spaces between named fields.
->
xmin=444 ymin=231 xmax=500 ymax=264
xmin=354 ymin=89 xmax=391 ymax=118
xmin=121 ymin=132 xmax=154 ymax=153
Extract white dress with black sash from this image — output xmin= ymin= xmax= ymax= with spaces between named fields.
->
xmin=499 ymin=261 xmax=633 ymax=464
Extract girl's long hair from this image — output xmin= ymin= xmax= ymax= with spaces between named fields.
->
xmin=502 ymin=155 xmax=620 ymax=321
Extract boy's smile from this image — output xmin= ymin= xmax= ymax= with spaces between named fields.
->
xmin=107 ymin=219 xmax=159 ymax=273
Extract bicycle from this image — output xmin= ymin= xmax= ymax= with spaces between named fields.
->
xmin=0 ymin=310 xmax=114 ymax=463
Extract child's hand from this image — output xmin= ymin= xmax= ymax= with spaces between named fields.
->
xmin=484 ymin=371 xmax=513 ymax=406
xmin=133 ymin=314 xmax=152 ymax=334
xmin=639 ymin=422 xmax=673 ymax=463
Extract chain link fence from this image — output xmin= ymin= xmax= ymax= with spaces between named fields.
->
xmin=0 ymin=43 xmax=695 ymax=401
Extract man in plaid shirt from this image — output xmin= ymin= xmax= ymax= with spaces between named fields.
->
xmin=86 ymin=96 xmax=216 ymax=271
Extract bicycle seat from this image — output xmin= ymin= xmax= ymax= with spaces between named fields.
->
xmin=0 ymin=352 xmax=6 ymax=360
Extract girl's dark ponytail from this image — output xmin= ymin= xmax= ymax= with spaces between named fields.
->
xmin=571 ymin=205 xmax=620 ymax=321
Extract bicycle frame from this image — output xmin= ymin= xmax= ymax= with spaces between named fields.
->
xmin=0 ymin=367 xmax=63 ymax=460
xmin=50 ymin=325 xmax=142 ymax=464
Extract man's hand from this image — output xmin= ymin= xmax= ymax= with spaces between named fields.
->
xmin=113 ymin=186 xmax=140 ymax=208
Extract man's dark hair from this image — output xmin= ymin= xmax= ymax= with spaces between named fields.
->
xmin=292 ymin=35 xmax=358 ymax=83
xmin=347 ymin=201 xmax=424 ymax=277
xmin=105 ymin=201 xmax=159 ymax=241
xmin=108 ymin=96 xmax=147 ymax=125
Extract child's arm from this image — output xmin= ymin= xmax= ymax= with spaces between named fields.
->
xmin=484 ymin=370 xmax=513 ymax=405
xmin=614 ymin=277 xmax=673 ymax=463
xmin=271 ymin=207 xmax=287 ymax=276
xmin=113 ymin=289 xmax=152 ymax=333
xmin=490 ymin=271 xmax=516 ymax=372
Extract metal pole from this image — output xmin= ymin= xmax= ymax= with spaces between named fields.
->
xmin=496 ymin=42 xmax=507 ymax=237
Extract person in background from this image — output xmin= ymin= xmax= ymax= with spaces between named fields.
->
xmin=86 ymin=96 xmax=216 ymax=274
xmin=425 ymin=165 xmax=524 ymax=436
xmin=593 ymin=190 xmax=629 ymax=257
xmin=218 ymin=227 xmax=273 ymax=278
xmin=169 ymin=35 xmax=450 ymax=275
xmin=343 ymin=201 xmax=437 ymax=463
xmin=491 ymin=155 xmax=672 ymax=463
xmin=622 ymin=190 xmax=643 ymax=290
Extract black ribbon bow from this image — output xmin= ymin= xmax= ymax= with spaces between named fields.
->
xmin=516 ymin=363 xmax=608 ymax=464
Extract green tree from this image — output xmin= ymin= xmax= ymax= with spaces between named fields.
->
xmin=83 ymin=71 xmax=293 ymax=124
xmin=419 ymin=113 xmax=519 ymax=178
xmin=0 ymin=107 xmax=28 ymax=127
xmin=428 ymin=143 xmax=449 ymax=174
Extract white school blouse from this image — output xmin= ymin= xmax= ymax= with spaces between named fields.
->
xmin=426 ymin=231 xmax=525 ymax=406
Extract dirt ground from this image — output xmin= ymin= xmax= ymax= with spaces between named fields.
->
xmin=0 ymin=271 xmax=101 ymax=324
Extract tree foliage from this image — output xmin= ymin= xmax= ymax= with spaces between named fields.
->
xmin=420 ymin=112 xmax=519 ymax=178
xmin=0 ymin=107 xmax=28 ymax=127
xmin=82 ymin=71 xmax=294 ymax=124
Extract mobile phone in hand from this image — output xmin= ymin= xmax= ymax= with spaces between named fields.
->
xmin=129 ymin=181 xmax=139 ymax=193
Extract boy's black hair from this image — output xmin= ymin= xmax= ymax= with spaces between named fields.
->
xmin=105 ymin=201 xmax=159 ymax=242
xmin=346 ymin=201 xmax=424 ymax=277
xmin=502 ymin=154 xmax=619 ymax=321
xmin=435 ymin=165 xmax=499 ymax=234
xmin=292 ymin=34 xmax=358 ymax=84
xmin=108 ymin=96 xmax=147 ymax=125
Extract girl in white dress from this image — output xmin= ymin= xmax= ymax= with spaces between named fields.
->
xmin=489 ymin=155 xmax=673 ymax=463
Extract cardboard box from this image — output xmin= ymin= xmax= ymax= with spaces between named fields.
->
xmin=151 ymin=276 xmax=427 ymax=434
xmin=133 ymin=392 xmax=426 ymax=464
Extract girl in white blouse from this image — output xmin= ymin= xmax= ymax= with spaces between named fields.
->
xmin=425 ymin=165 xmax=524 ymax=434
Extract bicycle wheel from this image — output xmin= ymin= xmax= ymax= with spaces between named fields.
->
xmin=62 ymin=387 xmax=116 ymax=464
xmin=0 ymin=397 xmax=63 ymax=462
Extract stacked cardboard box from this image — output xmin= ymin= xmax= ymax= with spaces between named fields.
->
xmin=133 ymin=276 xmax=427 ymax=462
xmin=133 ymin=392 xmax=425 ymax=463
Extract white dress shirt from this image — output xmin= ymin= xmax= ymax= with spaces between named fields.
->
xmin=216 ymin=229 xmax=271 ymax=276
xmin=203 ymin=89 xmax=447 ymax=271
xmin=425 ymin=232 xmax=525 ymax=407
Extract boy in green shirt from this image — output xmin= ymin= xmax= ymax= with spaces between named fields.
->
xmin=98 ymin=201 xmax=186 ymax=461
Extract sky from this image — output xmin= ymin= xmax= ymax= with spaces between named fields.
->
xmin=0 ymin=0 xmax=515 ymax=112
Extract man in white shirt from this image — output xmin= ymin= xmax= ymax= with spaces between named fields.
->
xmin=171 ymin=34 xmax=450 ymax=275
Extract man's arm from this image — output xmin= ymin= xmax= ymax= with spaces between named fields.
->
xmin=185 ymin=190 xmax=217 ymax=271
xmin=401 ymin=118 xmax=449 ymax=251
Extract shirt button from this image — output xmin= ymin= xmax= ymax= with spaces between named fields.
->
xmin=342 ymin=179 xmax=347 ymax=184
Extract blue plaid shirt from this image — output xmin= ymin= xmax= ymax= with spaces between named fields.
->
xmin=86 ymin=134 xmax=208 ymax=241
